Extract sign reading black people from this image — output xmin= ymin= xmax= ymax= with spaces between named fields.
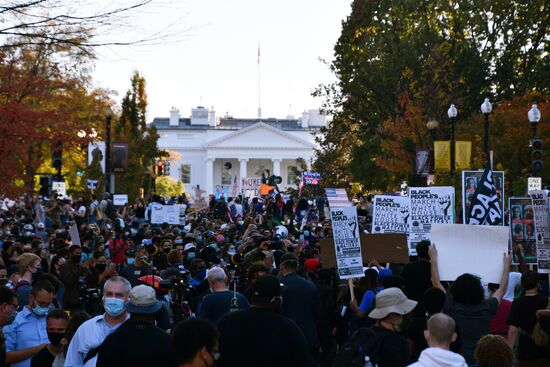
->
xmin=462 ymin=170 xmax=504 ymax=225
xmin=330 ymin=206 xmax=364 ymax=279
xmin=509 ymin=197 xmax=537 ymax=264
xmin=371 ymin=195 xmax=410 ymax=234
xmin=529 ymin=190 xmax=550 ymax=272
xmin=466 ymin=164 xmax=503 ymax=225
xmin=409 ymin=187 xmax=455 ymax=255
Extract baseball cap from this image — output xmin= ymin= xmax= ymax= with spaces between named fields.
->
xmin=125 ymin=285 xmax=163 ymax=314
xmin=184 ymin=243 xmax=196 ymax=252
xmin=304 ymin=258 xmax=321 ymax=272
xmin=36 ymin=222 xmax=45 ymax=230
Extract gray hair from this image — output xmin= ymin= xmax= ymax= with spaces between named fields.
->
xmin=104 ymin=276 xmax=131 ymax=295
xmin=207 ymin=267 xmax=227 ymax=284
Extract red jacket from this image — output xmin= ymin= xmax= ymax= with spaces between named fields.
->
xmin=109 ymin=238 xmax=128 ymax=265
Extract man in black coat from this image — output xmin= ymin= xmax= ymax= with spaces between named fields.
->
xmin=279 ymin=254 xmax=321 ymax=361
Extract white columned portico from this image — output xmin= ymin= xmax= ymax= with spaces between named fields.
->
xmin=205 ymin=158 xmax=214 ymax=194
xmin=272 ymin=158 xmax=281 ymax=176
xmin=239 ymin=158 xmax=248 ymax=179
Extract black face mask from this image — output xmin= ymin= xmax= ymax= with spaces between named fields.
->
xmin=71 ymin=255 xmax=82 ymax=264
xmin=47 ymin=331 xmax=64 ymax=346
xmin=95 ymin=264 xmax=107 ymax=273
xmin=163 ymin=247 xmax=171 ymax=254
xmin=31 ymin=269 xmax=43 ymax=282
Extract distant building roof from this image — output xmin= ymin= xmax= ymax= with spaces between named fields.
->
xmin=151 ymin=117 xmax=318 ymax=131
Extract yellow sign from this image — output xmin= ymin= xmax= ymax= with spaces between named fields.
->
xmin=455 ymin=141 xmax=472 ymax=170
xmin=434 ymin=141 xmax=451 ymax=171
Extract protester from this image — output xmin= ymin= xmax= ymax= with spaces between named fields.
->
xmin=4 ymin=280 xmax=55 ymax=367
xmin=65 ymin=276 xmax=131 ymax=367
xmin=401 ymin=240 xmax=432 ymax=315
xmin=15 ymin=253 xmax=42 ymax=307
xmin=173 ymin=318 xmax=219 ymax=367
xmin=0 ymin=286 xmax=19 ymax=366
xmin=30 ymin=309 xmax=70 ymax=367
xmin=60 ymin=245 xmax=90 ymax=313
xmin=408 ymin=313 xmax=467 ymax=367
xmin=96 ymin=284 xmax=177 ymax=366
xmin=474 ymin=334 xmax=513 ymax=367
xmin=217 ymin=275 xmax=312 ymax=367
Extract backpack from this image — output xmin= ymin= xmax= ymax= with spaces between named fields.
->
xmin=333 ymin=326 xmax=390 ymax=367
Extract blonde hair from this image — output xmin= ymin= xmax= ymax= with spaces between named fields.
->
xmin=18 ymin=253 xmax=41 ymax=274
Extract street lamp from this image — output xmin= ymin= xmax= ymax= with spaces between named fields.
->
xmin=105 ymin=108 xmax=113 ymax=194
xmin=447 ymin=104 xmax=458 ymax=174
xmin=426 ymin=119 xmax=439 ymax=173
xmin=480 ymin=98 xmax=492 ymax=163
xmin=528 ymin=104 xmax=541 ymax=139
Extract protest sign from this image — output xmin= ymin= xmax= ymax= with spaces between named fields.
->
xmin=302 ymin=171 xmax=321 ymax=185
xmin=462 ymin=170 xmax=504 ymax=224
xmin=69 ymin=223 xmax=81 ymax=246
xmin=371 ymin=195 xmax=411 ymax=234
xmin=86 ymin=179 xmax=98 ymax=190
xmin=509 ymin=197 xmax=537 ymax=264
xmin=466 ymin=164 xmax=503 ymax=225
xmin=330 ymin=206 xmax=364 ymax=279
xmin=215 ymin=185 xmax=230 ymax=200
xmin=241 ymin=177 xmax=262 ymax=198
xmin=151 ymin=205 xmax=180 ymax=225
xmin=175 ymin=204 xmax=187 ymax=226
xmin=431 ymin=224 xmax=509 ymax=284
xmin=52 ymin=180 xmax=66 ymax=196
xmin=408 ymin=186 xmax=455 ymax=255
xmin=113 ymin=194 xmax=128 ymax=206
xmin=319 ymin=234 xmax=409 ymax=268
xmin=325 ymin=188 xmax=351 ymax=209
xmin=529 ymin=190 xmax=550 ymax=272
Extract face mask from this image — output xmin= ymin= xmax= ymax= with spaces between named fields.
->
xmin=227 ymin=249 xmax=236 ymax=256
xmin=187 ymin=252 xmax=196 ymax=260
xmin=163 ymin=247 xmax=171 ymax=254
xmin=303 ymin=230 xmax=310 ymax=237
xmin=197 ymin=235 xmax=203 ymax=242
xmin=33 ymin=305 xmax=49 ymax=317
xmin=47 ymin=331 xmax=64 ymax=346
xmin=127 ymin=258 xmax=135 ymax=265
xmin=95 ymin=264 xmax=107 ymax=273
xmin=104 ymin=297 xmax=125 ymax=317
xmin=209 ymin=243 xmax=217 ymax=249
xmin=174 ymin=239 xmax=183 ymax=245
xmin=72 ymin=255 xmax=82 ymax=264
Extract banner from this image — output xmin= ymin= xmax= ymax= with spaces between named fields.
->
xmin=330 ymin=206 xmax=364 ymax=279
xmin=416 ymin=149 xmax=430 ymax=176
xmin=529 ymin=190 xmax=550 ymax=272
xmin=151 ymin=205 xmax=180 ymax=225
xmin=113 ymin=194 xmax=128 ymax=206
xmin=431 ymin=224 xmax=509 ymax=284
xmin=371 ymin=195 xmax=411 ymax=233
xmin=88 ymin=142 xmax=105 ymax=173
xmin=455 ymin=141 xmax=472 ymax=170
xmin=509 ymin=197 xmax=537 ymax=264
xmin=462 ymin=170 xmax=504 ymax=224
xmin=241 ymin=177 xmax=262 ymax=198
xmin=325 ymin=188 xmax=351 ymax=209
xmin=111 ymin=142 xmax=129 ymax=173
xmin=302 ymin=171 xmax=321 ymax=185
xmin=434 ymin=141 xmax=451 ymax=171
xmin=466 ymin=164 xmax=503 ymax=225
xmin=409 ymin=186 xmax=455 ymax=254
xmin=215 ymin=185 xmax=230 ymax=200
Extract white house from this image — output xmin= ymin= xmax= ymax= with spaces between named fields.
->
xmin=151 ymin=106 xmax=326 ymax=195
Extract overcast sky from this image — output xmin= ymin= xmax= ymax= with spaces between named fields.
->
xmin=92 ymin=0 xmax=352 ymax=121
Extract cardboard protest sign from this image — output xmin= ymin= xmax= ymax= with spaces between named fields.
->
xmin=330 ymin=206 xmax=364 ymax=279
xmin=431 ymin=224 xmax=509 ymax=284
xmin=509 ymin=197 xmax=537 ymax=264
xmin=409 ymin=186 xmax=455 ymax=255
xmin=151 ymin=205 xmax=180 ymax=225
xmin=320 ymin=234 xmax=409 ymax=268
xmin=113 ymin=194 xmax=128 ymax=206
xmin=462 ymin=170 xmax=504 ymax=224
xmin=371 ymin=195 xmax=411 ymax=234
xmin=529 ymin=190 xmax=550 ymax=272
xmin=241 ymin=177 xmax=262 ymax=198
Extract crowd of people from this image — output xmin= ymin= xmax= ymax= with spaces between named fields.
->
xmin=0 ymin=189 xmax=548 ymax=367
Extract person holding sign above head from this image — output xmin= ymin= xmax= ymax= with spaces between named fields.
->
xmin=429 ymin=244 xmax=511 ymax=365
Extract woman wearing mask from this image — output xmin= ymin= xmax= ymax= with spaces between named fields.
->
xmin=15 ymin=253 xmax=42 ymax=307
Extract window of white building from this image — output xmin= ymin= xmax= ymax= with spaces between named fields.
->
xmin=221 ymin=168 xmax=232 ymax=185
xmin=287 ymin=166 xmax=298 ymax=185
xmin=180 ymin=164 xmax=191 ymax=184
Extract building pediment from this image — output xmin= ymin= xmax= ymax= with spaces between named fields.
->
xmin=204 ymin=122 xmax=315 ymax=149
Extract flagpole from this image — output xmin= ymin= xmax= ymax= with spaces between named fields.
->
xmin=257 ymin=42 xmax=261 ymax=119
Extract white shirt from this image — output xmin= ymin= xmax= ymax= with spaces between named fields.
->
xmin=65 ymin=313 xmax=129 ymax=367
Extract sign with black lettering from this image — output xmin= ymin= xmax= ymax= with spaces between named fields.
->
xmin=372 ymin=195 xmax=410 ymax=234
xmin=330 ymin=206 xmax=364 ymax=279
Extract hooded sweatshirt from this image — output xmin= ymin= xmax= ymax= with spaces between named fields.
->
xmin=408 ymin=347 xmax=467 ymax=367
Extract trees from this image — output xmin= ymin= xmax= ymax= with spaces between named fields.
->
xmin=155 ymin=176 xmax=184 ymax=198
xmin=316 ymin=0 xmax=550 ymax=191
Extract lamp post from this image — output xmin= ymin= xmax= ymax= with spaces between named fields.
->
xmin=528 ymin=104 xmax=541 ymax=139
xmin=447 ymin=104 xmax=458 ymax=175
xmin=480 ymin=98 xmax=492 ymax=163
xmin=426 ymin=119 xmax=439 ymax=173
xmin=105 ymin=108 xmax=113 ymax=194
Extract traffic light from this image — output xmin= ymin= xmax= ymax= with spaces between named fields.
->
xmin=39 ymin=177 xmax=50 ymax=197
xmin=51 ymin=141 xmax=63 ymax=174
xmin=156 ymin=160 xmax=164 ymax=176
xmin=163 ymin=160 xmax=170 ymax=176
xmin=531 ymin=139 xmax=544 ymax=172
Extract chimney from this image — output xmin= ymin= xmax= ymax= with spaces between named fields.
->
xmin=208 ymin=106 xmax=216 ymax=127
xmin=169 ymin=107 xmax=180 ymax=127
xmin=301 ymin=110 xmax=309 ymax=128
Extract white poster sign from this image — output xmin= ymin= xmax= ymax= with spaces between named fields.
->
xmin=151 ymin=205 xmax=180 ymax=225
xmin=529 ymin=190 xmax=550 ymax=272
xmin=241 ymin=177 xmax=262 ymax=198
xmin=371 ymin=195 xmax=411 ymax=234
xmin=175 ymin=204 xmax=187 ymax=226
xmin=528 ymin=177 xmax=542 ymax=192
xmin=51 ymin=181 xmax=66 ymax=196
xmin=113 ymin=194 xmax=128 ymax=206
xmin=330 ymin=206 xmax=364 ymax=279
xmin=431 ymin=224 xmax=509 ymax=283
xmin=409 ymin=186 xmax=455 ymax=255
